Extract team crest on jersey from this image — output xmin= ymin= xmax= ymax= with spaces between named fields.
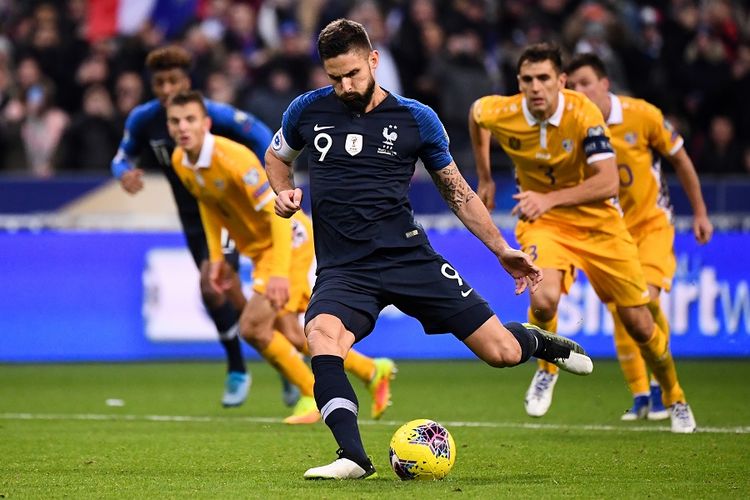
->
xmin=562 ymin=139 xmax=573 ymax=152
xmin=378 ymin=125 xmax=399 ymax=156
xmin=214 ymin=179 xmax=225 ymax=190
xmin=345 ymin=134 xmax=363 ymax=156
xmin=243 ymin=169 xmax=260 ymax=186
xmin=509 ymin=137 xmax=521 ymax=150
xmin=625 ymin=132 xmax=637 ymax=145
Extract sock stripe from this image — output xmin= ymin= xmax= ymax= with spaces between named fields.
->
xmin=320 ymin=397 xmax=358 ymax=421
xmin=218 ymin=322 xmax=239 ymax=341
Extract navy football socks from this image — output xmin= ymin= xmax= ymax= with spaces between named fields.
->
xmin=311 ymin=355 xmax=370 ymax=467
xmin=209 ymin=300 xmax=246 ymax=374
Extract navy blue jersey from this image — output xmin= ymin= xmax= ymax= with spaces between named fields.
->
xmin=273 ymin=87 xmax=453 ymax=271
xmin=111 ymin=98 xmax=273 ymax=218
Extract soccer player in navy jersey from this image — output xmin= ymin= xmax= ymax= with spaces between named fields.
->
xmin=110 ymin=46 xmax=276 ymax=408
xmin=264 ymin=18 xmax=594 ymax=480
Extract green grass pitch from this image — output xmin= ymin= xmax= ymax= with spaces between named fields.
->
xmin=1 ymin=360 xmax=748 ymax=498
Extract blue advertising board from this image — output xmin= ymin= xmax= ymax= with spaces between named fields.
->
xmin=1 ymin=229 xmax=748 ymax=362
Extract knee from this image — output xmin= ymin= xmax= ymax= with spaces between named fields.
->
xmin=306 ymin=316 xmax=349 ymax=357
xmin=530 ymin=297 xmax=559 ymax=322
xmin=618 ymin=306 xmax=654 ymax=343
xmin=239 ymin=308 xmax=273 ymax=347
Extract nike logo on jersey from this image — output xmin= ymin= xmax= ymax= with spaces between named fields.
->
xmin=314 ymin=124 xmax=335 ymax=131
xmin=461 ymin=288 xmax=473 ymax=298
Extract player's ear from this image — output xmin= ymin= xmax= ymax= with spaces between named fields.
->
xmin=369 ymin=49 xmax=379 ymax=71
xmin=602 ymin=76 xmax=611 ymax=92
xmin=559 ymin=71 xmax=567 ymax=88
xmin=204 ymin=116 xmax=212 ymax=131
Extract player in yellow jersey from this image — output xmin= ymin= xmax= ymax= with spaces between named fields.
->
xmin=469 ymin=43 xmax=696 ymax=432
xmin=166 ymin=91 xmax=396 ymax=423
xmin=566 ymin=52 xmax=713 ymax=422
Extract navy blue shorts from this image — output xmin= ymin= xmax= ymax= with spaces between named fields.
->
xmin=305 ymin=245 xmax=494 ymax=341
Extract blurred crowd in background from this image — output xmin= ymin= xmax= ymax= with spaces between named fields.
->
xmin=0 ymin=0 xmax=748 ymax=179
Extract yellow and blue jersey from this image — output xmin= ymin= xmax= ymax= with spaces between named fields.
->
xmin=606 ymin=94 xmax=683 ymax=232
xmin=473 ymin=89 xmax=620 ymax=230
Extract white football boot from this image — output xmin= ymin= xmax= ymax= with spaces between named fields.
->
xmin=669 ymin=402 xmax=697 ymax=433
xmin=524 ymin=369 xmax=559 ymax=417
xmin=304 ymin=450 xmax=377 ymax=480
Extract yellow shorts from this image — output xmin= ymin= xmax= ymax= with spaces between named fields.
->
xmin=516 ymin=219 xmax=649 ymax=307
xmin=250 ymin=218 xmax=314 ymax=315
xmin=630 ymin=220 xmax=676 ymax=292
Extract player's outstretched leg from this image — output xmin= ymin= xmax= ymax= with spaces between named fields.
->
xmin=520 ymin=323 xmax=593 ymax=375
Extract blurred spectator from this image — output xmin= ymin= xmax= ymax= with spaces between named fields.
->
xmin=698 ymin=115 xmax=743 ymax=174
xmin=205 ymin=70 xmax=238 ymax=105
xmin=114 ymin=71 xmax=145 ymax=121
xmin=426 ymin=29 xmax=493 ymax=172
xmin=223 ymin=3 xmax=268 ymax=69
xmin=241 ymin=66 xmax=297 ymax=130
xmin=0 ymin=0 xmax=745 ymax=179
xmin=20 ymin=81 xmax=69 ymax=178
xmin=56 ymin=84 xmax=119 ymax=172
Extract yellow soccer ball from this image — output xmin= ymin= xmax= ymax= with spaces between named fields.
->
xmin=389 ymin=419 xmax=456 ymax=480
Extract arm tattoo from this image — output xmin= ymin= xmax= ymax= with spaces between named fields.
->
xmin=429 ymin=166 xmax=476 ymax=212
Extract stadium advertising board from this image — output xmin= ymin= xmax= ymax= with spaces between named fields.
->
xmin=0 ymin=230 xmax=748 ymax=361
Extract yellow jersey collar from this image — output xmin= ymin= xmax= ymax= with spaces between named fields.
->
xmin=522 ymin=92 xmax=564 ymax=127
xmin=607 ymin=93 xmax=623 ymax=125
xmin=182 ymin=132 xmax=215 ymax=169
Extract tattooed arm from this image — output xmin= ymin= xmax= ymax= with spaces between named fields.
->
xmin=429 ymin=162 xmax=507 ymax=254
xmin=429 ymin=162 xmax=542 ymax=293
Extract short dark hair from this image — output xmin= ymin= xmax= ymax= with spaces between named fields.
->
xmin=167 ymin=90 xmax=206 ymax=114
xmin=146 ymin=45 xmax=192 ymax=73
xmin=517 ymin=43 xmax=563 ymax=74
xmin=317 ymin=18 xmax=372 ymax=60
xmin=566 ymin=52 xmax=609 ymax=78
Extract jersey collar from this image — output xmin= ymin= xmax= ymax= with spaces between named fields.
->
xmin=182 ymin=132 xmax=215 ymax=169
xmin=607 ymin=93 xmax=623 ymax=125
xmin=522 ymin=92 xmax=564 ymax=127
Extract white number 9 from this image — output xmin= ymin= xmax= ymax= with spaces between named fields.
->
xmin=441 ymin=263 xmax=464 ymax=286
xmin=314 ymin=133 xmax=332 ymax=161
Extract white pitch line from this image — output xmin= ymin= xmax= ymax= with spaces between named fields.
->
xmin=1 ymin=412 xmax=749 ymax=435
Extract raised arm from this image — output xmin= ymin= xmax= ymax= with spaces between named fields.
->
xmin=669 ymin=147 xmax=713 ymax=244
xmin=468 ymin=102 xmax=496 ymax=210
xmin=429 ymin=162 xmax=542 ymax=294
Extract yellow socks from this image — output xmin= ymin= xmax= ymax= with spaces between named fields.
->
xmin=637 ymin=324 xmax=685 ymax=406
xmin=260 ymin=331 xmax=315 ymax=397
xmin=609 ymin=303 xmax=650 ymax=396
xmin=343 ymin=350 xmax=377 ymax=383
xmin=528 ymin=308 xmax=559 ymax=375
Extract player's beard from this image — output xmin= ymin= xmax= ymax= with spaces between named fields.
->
xmin=338 ymin=75 xmax=376 ymax=112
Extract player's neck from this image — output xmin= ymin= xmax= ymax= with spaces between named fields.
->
xmin=600 ymin=99 xmax=612 ymax=122
xmin=185 ymin=145 xmax=202 ymax=165
xmin=364 ymin=85 xmax=387 ymax=113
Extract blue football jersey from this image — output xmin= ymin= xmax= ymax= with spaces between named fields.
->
xmin=273 ymin=87 xmax=453 ymax=270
